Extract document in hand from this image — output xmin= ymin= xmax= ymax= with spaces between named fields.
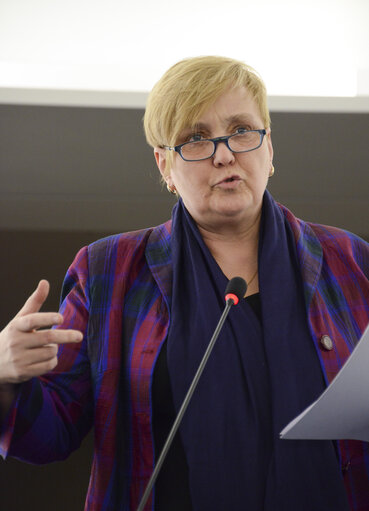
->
xmin=280 ymin=324 xmax=369 ymax=441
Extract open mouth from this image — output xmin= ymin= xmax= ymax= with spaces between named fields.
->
xmin=220 ymin=176 xmax=240 ymax=184
xmin=212 ymin=175 xmax=242 ymax=188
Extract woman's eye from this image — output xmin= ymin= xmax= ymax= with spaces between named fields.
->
xmin=235 ymin=127 xmax=250 ymax=134
xmin=188 ymin=133 xmax=204 ymax=142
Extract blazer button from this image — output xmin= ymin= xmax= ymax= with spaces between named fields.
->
xmin=320 ymin=335 xmax=333 ymax=351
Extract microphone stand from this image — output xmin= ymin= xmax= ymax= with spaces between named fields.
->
xmin=136 ymin=298 xmax=236 ymax=511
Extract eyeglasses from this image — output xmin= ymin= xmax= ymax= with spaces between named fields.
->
xmin=163 ymin=129 xmax=267 ymax=162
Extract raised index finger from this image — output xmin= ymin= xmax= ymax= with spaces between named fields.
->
xmin=15 ymin=280 xmax=50 ymax=318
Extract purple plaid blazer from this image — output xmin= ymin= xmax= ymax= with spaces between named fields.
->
xmin=1 ymin=204 xmax=369 ymax=510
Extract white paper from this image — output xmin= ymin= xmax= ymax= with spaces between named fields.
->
xmin=280 ymin=323 xmax=369 ymax=441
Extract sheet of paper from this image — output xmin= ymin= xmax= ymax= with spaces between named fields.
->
xmin=280 ymin=323 xmax=369 ymax=441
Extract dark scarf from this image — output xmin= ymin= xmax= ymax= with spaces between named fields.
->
xmin=166 ymin=191 xmax=349 ymax=510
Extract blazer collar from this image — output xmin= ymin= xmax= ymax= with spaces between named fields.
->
xmin=145 ymin=219 xmax=173 ymax=311
xmin=278 ymin=203 xmax=323 ymax=308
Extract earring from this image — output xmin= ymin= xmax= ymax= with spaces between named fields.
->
xmin=166 ymin=184 xmax=177 ymax=195
xmin=269 ymin=164 xmax=275 ymax=177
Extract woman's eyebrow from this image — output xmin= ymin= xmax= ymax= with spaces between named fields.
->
xmin=190 ymin=122 xmax=210 ymax=132
xmin=182 ymin=114 xmax=258 ymax=139
xmin=179 ymin=123 xmax=211 ymax=140
xmin=224 ymin=114 xmax=256 ymax=125
xmin=192 ymin=116 xmax=255 ymax=130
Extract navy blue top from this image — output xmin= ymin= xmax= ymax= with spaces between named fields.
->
xmin=152 ymin=294 xmax=262 ymax=510
xmin=153 ymin=193 xmax=349 ymax=510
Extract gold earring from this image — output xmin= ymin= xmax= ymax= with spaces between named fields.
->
xmin=269 ymin=164 xmax=275 ymax=177
xmin=166 ymin=184 xmax=177 ymax=195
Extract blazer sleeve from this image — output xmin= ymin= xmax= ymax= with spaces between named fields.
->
xmin=0 ymin=246 xmax=93 ymax=464
xmin=350 ymin=233 xmax=369 ymax=280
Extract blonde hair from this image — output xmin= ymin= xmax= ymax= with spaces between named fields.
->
xmin=144 ymin=55 xmax=270 ymax=173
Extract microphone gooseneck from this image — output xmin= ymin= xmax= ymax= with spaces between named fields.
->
xmin=136 ymin=277 xmax=247 ymax=511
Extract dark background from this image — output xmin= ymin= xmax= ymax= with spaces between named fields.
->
xmin=0 ymin=103 xmax=368 ymax=510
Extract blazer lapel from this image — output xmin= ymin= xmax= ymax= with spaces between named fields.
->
xmin=145 ymin=219 xmax=173 ymax=312
xmin=278 ymin=203 xmax=323 ymax=310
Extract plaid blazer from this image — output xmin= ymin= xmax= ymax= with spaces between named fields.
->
xmin=1 ymin=204 xmax=369 ymax=511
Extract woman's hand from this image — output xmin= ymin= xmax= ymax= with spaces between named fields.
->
xmin=0 ymin=280 xmax=83 ymax=385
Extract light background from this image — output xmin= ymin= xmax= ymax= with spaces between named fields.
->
xmin=0 ymin=0 xmax=368 ymax=97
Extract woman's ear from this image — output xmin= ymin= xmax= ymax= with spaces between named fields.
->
xmin=154 ymin=147 xmax=178 ymax=195
xmin=154 ymin=147 xmax=167 ymax=181
xmin=266 ymin=129 xmax=274 ymax=164
xmin=154 ymin=147 xmax=175 ymax=189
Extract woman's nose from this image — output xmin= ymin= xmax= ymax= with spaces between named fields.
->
xmin=212 ymin=140 xmax=235 ymax=167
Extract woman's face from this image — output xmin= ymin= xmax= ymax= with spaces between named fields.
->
xmin=155 ymin=86 xmax=274 ymax=232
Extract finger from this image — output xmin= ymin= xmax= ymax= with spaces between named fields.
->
xmin=15 ymin=280 xmax=50 ymax=318
xmin=12 ymin=358 xmax=59 ymax=382
xmin=17 ymin=344 xmax=59 ymax=373
xmin=14 ymin=328 xmax=84 ymax=349
xmin=22 ymin=344 xmax=59 ymax=365
xmin=35 ymin=328 xmax=84 ymax=346
xmin=14 ymin=311 xmax=63 ymax=333
xmin=2 ymin=345 xmax=59 ymax=384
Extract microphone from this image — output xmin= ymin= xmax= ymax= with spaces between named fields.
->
xmin=136 ymin=277 xmax=247 ymax=511
xmin=225 ymin=276 xmax=247 ymax=305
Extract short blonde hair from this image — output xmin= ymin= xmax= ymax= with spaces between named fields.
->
xmin=144 ymin=55 xmax=270 ymax=173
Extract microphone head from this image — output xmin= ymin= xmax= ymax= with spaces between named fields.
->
xmin=224 ymin=277 xmax=247 ymax=305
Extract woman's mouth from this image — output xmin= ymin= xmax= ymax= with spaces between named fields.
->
xmin=215 ymin=176 xmax=242 ymax=189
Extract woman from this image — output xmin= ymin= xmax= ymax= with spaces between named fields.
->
xmin=0 ymin=56 xmax=368 ymax=511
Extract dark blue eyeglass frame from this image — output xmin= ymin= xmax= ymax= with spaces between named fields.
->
xmin=163 ymin=129 xmax=267 ymax=162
